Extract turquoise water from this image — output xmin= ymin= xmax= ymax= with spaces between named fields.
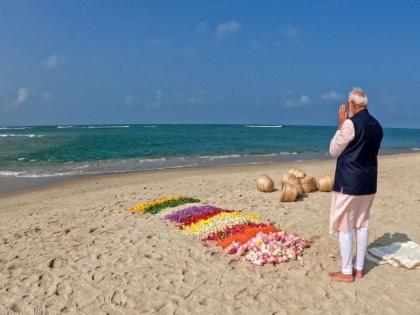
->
xmin=0 ymin=124 xmax=419 ymax=178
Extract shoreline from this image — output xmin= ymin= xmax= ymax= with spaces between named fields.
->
xmin=0 ymin=158 xmax=332 ymax=198
xmin=1 ymin=151 xmax=419 ymax=198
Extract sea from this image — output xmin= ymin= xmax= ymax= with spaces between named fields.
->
xmin=0 ymin=124 xmax=419 ymax=181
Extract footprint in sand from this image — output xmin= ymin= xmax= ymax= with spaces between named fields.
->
xmin=110 ymin=289 xmax=127 ymax=306
xmin=48 ymin=257 xmax=67 ymax=269
xmin=8 ymin=302 xmax=22 ymax=313
xmin=56 ymin=282 xmax=73 ymax=298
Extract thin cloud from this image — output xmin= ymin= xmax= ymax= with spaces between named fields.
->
xmin=125 ymin=90 xmax=163 ymax=108
xmin=43 ymin=92 xmax=52 ymax=100
xmin=285 ymin=94 xmax=311 ymax=107
xmin=300 ymin=94 xmax=310 ymax=104
xmin=13 ymin=87 xmax=29 ymax=107
xmin=43 ymin=54 xmax=66 ymax=69
xmin=125 ymin=94 xmax=142 ymax=107
xmin=280 ymin=25 xmax=299 ymax=41
xmin=248 ymin=40 xmax=266 ymax=50
xmin=216 ymin=20 xmax=241 ymax=40
xmin=196 ymin=21 xmax=209 ymax=33
xmin=322 ymin=91 xmax=342 ymax=101
xmin=148 ymin=39 xmax=168 ymax=49
xmin=153 ymin=90 xmax=163 ymax=107
xmin=189 ymin=90 xmax=206 ymax=105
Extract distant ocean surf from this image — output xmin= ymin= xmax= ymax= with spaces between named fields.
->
xmin=0 ymin=124 xmax=419 ymax=178
xmin=246 ymin=125 xmax=283 ymax=128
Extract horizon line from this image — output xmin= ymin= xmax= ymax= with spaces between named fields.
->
xmin=1 ymin=123 xmax=419 ymax=130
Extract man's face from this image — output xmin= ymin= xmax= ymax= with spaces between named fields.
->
xmin=346 ymin=100 xmax=355 ymax=118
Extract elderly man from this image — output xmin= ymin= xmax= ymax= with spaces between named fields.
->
xmin=328 ymin=87 xmax=383 ymax=283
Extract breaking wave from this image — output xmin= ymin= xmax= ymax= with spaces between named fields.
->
xmin=0 ymin=134 xmax=44 ymax=138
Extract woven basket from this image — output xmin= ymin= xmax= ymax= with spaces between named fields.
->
xmin=257 ymin=175 xmax=274 ymax=192
xmin=299 ymin=176 xmax=318 ymax=193
xmin=318 ymin=175 xmax=334 ymax=192
xmin=280 ymin=182 xmax=298 ymax=202
xmin=281 ymin=173 xmax=304 ymax=196
xmin=288 ymin=168 xmax=306 ymax=179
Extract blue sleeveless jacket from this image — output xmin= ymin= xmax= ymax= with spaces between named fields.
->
xmin=333 ymin=109 xmax=383 ymax=195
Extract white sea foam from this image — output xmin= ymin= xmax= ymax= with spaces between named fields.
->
xmin=0 ymin=171 xmax=23 ymax=176
xmin=141 ymin=164 xmax=199 ymax=171
xmin=198 ymin=154 xmax=242 ymax=159
xmin=143 ymin=125 xmax=156 ymax=128
xmin=137 ymin=158 xmax=167 ymax=162
xmin=0 ymin=127 xmax=31 ymax=130
xmin=72 ymin=164 xmax=90 ymax=170
xmin=246 ymin=125 xmax=283 ymax=128
xmin=198 ymin=153 xmax=296 ymax=159
xmin=280 ymin=151 xmax=298 ymax=155
xmin=0 ymin=170 xmax=84 ymax=178
xmin=0 ymin=134 xmax=44 ymax=138
xmin=83 ymin=125 xmax=130 ymax=129
xmin=412 ymin=148 xmax=420 ymax=151
xmin=57 ymin=125 xmax=132 ymax=129
xmin=252 ymin=153 xmax=278 ymax=157
xmin=0 ymin=161 xmax=193 ymax=178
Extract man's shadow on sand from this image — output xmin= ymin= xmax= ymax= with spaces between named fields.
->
xmin=364 ymin=232 xmax=412 ymax=275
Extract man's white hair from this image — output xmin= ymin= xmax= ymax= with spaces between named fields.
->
xmin=348 ymin=87 xmax=368 ymax=107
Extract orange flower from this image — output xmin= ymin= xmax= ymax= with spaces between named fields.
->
xmin=218 ymin=225 xmax=280 ymax=249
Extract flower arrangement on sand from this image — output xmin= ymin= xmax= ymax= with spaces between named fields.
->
xmin=204 ymin=222 xmax=267 ymax=242
xmin=126 ymin=196 xmax=309 ymax=266
xmin=126 ymin=196 xmax=200 ymax=214
xmin=182 ymin=212 xmax=263 ymax=238
xmin=165 ymin=205 xmax=223 ymax=223
xmin=225 ymin=231 xmax=310 ymax=266
xmin=157 ymin=203 xmax=203 ymax=218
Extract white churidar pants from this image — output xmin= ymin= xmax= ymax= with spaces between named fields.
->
xmin=339 ymin=227 xmax=368 ymax=274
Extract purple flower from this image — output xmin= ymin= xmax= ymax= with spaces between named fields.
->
xmin=165 ymin=205 xmax=222 ymax=223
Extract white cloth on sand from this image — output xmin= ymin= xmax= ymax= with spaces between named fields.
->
xmin=367 ymin=241 xmax=420 ymax=269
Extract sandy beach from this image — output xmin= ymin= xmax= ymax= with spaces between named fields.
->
xmin=0 ymin=153 xmax=419 ymax=314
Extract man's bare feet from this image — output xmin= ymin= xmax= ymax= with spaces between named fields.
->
xmin=328 ymin=271 xmax=354 ymax=283
xmin=353 ymin=269 xmax=363 ymax=279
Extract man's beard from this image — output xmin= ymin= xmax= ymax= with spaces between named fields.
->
xmin=348 ymin=108 xmax=354 ymax=118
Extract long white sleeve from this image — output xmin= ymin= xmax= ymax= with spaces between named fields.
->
xmin=329 ymin=119 xmax=355 ymax=158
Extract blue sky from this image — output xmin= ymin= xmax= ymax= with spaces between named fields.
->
xmin=0 ymin=1 xmax=419 ymax=128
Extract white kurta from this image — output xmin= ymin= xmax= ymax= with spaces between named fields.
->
xmin=329 ymin=119 xmax=375 ymax=234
